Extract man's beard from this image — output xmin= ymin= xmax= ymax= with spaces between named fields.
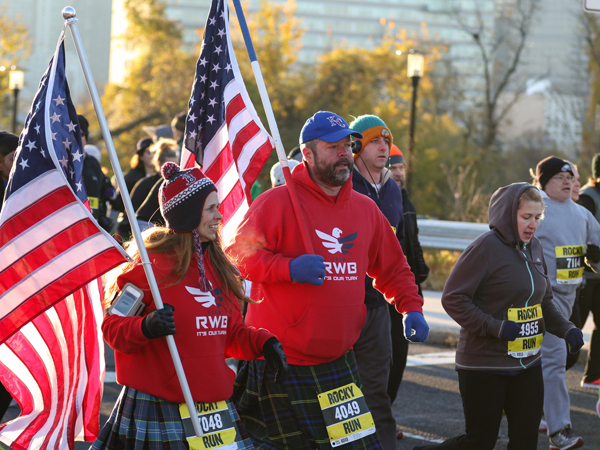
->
xmin=313 ymin=154 xmax=353 ymax=186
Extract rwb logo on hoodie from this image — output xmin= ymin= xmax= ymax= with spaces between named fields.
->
xmin=187 ymin=286 xmax=228 ymax=337
xmin=316 ymin=228 xmax=357 ymax=254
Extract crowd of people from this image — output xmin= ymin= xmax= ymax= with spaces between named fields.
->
xmin=2 ymin=107 xmax=600 ymax=450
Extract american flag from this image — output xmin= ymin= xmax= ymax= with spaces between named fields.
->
xmin=181 ymin=0 xmax=273 ymax=244
xmin=0 ymin=32 xmax=128 ymax=448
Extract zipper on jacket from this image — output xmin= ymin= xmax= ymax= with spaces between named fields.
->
xmin=518 ymin=243 xmax=536 ymax=369
xmin=520 ymin=244 xmax=535 ymax=307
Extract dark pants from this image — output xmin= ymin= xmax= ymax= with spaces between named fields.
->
xmin=413 ymin=366 xmax=544 ymax=450
xmin=579 ymin=278 xmax=600 ymax=382
xmin=387 ymin=303 xmax=409 ymax=404
xmin=566 ymin=286 xmax=583 ymax=371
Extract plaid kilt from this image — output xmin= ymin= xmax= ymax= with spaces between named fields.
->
xmin=232 ymin=351 xmax=382 ymax=450
xmin=91 ymin=386 xmax=254 ymax=450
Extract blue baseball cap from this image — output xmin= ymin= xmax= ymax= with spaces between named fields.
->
xmin=299 ymin=111 xmax=363 ymax=144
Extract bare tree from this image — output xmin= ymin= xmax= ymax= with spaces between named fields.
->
xmin=440 ymin=162 xmax=487 ymax=222
xmin=452 ymin=0 xmax=542 ymax=150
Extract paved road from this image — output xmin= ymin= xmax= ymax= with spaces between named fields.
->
xmin=394 ymin=344 xmax=600 ymax=450
xmin=3 ymin=341 xmax=598 ymax=450
xmin=2 ymin=289 xmax=598 ymax=449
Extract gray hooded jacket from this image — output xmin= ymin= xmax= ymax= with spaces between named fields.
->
xmin=442 ymin=183 xmax=575 ymax=371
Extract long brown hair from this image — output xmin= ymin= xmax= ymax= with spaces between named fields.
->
xmin=104 ymin=227 xmax=252 ymax=308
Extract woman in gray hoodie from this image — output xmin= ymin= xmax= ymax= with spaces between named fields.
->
xmin=414 ymin=183 xmax=583 ymax=450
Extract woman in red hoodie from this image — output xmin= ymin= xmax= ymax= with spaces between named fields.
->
xmin=92 ymin=163 xmax=287 ymax=450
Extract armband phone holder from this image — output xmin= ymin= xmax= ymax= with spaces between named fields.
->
xmin=108 ymin=283 xmax=146 ymax=317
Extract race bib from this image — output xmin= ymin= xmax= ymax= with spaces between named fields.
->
xmin=507 ymin=304 xmax=544 ymax=358
xmin=179 ymin=401 xmax=238 ymax=450
xmin=555 ymin=245 xmax=584 ymax=285
xmin=88 ymin=196 xmax=99 ymax=209
xmin=318 ymin=383 xmax=376 ymax=447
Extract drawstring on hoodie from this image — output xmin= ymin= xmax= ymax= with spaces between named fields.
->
xmin=516 ymin=242 xmax=536 ymax=369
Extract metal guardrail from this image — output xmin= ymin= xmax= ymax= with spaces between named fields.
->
xmin=418 ymin=219 xmax=489 ymax=251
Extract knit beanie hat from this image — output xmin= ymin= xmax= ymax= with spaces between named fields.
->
xmin=0 ymin=132 xmax=19 ymax=157
xmin=348 ymin=115 xmax=393 ymax=160
xmin=592 ymin=154 xmax=600 ymax=180
xmin=387 ymin=144 xmax=405 ymax=166
xmin=535 ymin=156 xmax=573 ymax=190
xmin=159 ymin=162 xmax=217 ymax=232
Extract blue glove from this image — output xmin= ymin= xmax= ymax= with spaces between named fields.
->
xmin=500 ymin=321 xmax=521 ymax=341
xmin=402 ymin=312 xmax=429 ymax=342
xmin=565 ymin=328 xmax=584 ymax=354
xmin=289 ymin=254 xmax=325 ymax=285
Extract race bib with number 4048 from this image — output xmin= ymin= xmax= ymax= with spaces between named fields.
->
xmin=179 ymin=401 xmax=238 ymax=450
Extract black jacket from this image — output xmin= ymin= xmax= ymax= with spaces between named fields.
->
xmin=399 ymin=187 xmax=429 ymax=284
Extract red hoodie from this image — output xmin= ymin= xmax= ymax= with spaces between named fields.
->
xmin=226 ymin=163 xmax=422 ymax=365
xmin=102 ymin=251 xmax=274 ymax=403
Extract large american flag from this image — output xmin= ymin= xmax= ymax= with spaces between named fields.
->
xmin=181 ymin=0 xmax=273 ymax=244
xmin=0 ymin=32 xmax=128 ymax=448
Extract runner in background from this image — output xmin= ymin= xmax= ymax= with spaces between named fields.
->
xmin=414 ymin=183 xmax=582 ymax=450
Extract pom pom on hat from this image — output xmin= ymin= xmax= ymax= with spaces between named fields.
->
xmin=161 ymin=161 xmax=180 ymax=180
xmin=159 ymin=163 xmax=217 ymax=232
xmin=348 ymin=115 xmax=393 ymax=159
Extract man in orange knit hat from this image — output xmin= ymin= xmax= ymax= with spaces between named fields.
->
xmin=385 ymin=145 xmax=430 ymax=436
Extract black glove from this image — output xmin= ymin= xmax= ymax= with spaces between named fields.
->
xmin=500 ymin=321 xmax=521 ymax=341
xmin=587 ymin=243 xmax=600 ymax=264
xmin=263 ymin=337 xmax=288 ymax=384
xmin=142 ymin=304 xmax=176 ymax=339
xmin=565 ymin=328 xmax=584 ymax=354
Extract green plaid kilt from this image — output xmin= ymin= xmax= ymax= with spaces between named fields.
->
xmin=232 ymin=350 xmax=382 ymax=450
xmin=91 ymin=386 xmax=254 ymax=450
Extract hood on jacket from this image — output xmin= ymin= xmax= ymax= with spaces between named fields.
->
xmin=488 ymin=182 xmax=538 ymax=247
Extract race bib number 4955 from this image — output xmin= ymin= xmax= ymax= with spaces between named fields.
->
xmin=555 ymin=245 xmax=584 ymax=285
xmin=507 ymin=304 xmax=543 ymax=358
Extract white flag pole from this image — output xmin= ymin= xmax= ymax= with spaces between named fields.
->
xmin=62 ymin=6 xmax=204 ymax=438
xmin=230 ymin=0 xmax=314 ymax=253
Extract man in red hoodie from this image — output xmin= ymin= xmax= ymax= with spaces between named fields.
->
xmin=227 ymin=111 xmax=428 ymax=450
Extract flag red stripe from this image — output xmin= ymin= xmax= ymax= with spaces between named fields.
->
xmin=79 ymin=282 xmax=103 ymax=439
xmin=0 ymin=328 xmax=53 ymax=444
xmin=205 ymin=142 xmax=233 ymax=184
xmin=35 ymin=311 xmax=68 ymax=450
xmin=0 ymin=187 xmax=74 ymax=245
xmin=230 ymin=121 xmax=260 ymax=161
xmin=225 ymin=93 xmax=245 ymax=124
xmin=241 ymin=138 xmax=273 ymax=203
xmin=0 ymin=219 xmax=101 ymax=280
xmin=0 ymin=247 xmax=124 ymax=343
xmin=219 ymin=181 xmax=244 ymax=224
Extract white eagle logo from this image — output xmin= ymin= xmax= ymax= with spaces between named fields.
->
xmin=186 ymin=286 xmax=217 ymax=308
xmin=315 ymin=228 xmax=357 ymax=254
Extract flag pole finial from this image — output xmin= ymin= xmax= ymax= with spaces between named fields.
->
xmin=62 ymin=6 xmax=76 ymax=21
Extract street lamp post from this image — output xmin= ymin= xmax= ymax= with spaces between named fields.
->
xmin=9 ymin=68 xmax=25 ymax=134
xmin=406 ymin=52 xmax=424 ymax=194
